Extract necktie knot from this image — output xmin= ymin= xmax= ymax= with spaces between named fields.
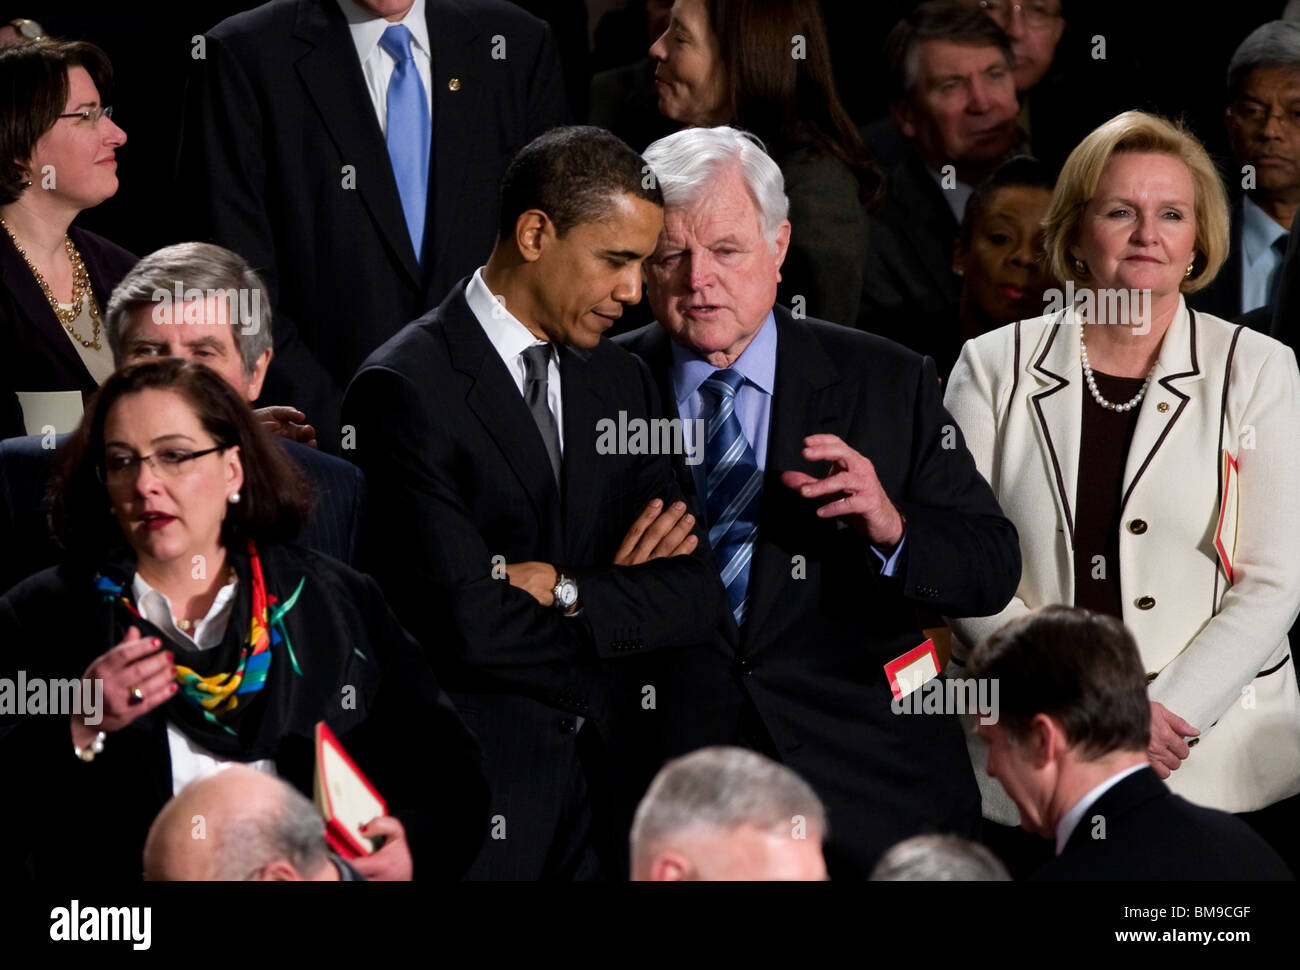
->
xmin=522 ymin=343 xmax=552 ymax=381
xmin=380 ymin=24 xmax=415 ymax=62
xmin=703 ymin=368 xmax=746 ymax=401
xmin=1274 ymin=234 xmax=1290 ymax=258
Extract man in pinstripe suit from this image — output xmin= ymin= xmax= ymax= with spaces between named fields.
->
xmin=0 ymin=244 xmax=365 ymax=592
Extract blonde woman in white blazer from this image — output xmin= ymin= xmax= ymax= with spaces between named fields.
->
xmin=944 ymin=112 xmax=1300 ymax=866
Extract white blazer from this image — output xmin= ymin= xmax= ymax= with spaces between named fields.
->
xmin=944 ymin=299 xmax=1300 ymax=818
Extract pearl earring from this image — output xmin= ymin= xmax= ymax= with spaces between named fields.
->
xmin=228 ymin=491 xmax=241 ymax=504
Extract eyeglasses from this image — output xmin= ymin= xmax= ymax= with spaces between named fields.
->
xmin=97 ymin=445 xmax=226 ymax=484
xmin=1229 ymin=101 xmax=1300 ymax=131
xmin=977 ymin=0 xmax=1063 ymax=29
xmin=57 ymin=105 xmax=114 ymax=126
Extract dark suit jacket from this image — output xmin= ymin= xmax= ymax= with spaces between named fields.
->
xmin=0 ymin=226 xmax=137 ymax=441
xmin=0 ymin=545 xmax=488 ymax=881
xmin=1270 ymin=204 xmax=1300 ymax=359
xmin=616 ymin=310 xmax=1022 ymax=878
xmin=1031 ymin=767 xmax=1293 ymax=881
xmin=0 ymin=434 xmax=365 ymax=593
xmin=1188 ymin=197 xmax=1245 ymax=322
xmin=340 ymin=280 xmax=726 ymax=876
xmin=178 ymin=0 xmax=568 ymax=451
xmin=857 ymin=147 xmax=965 ymax=378
xmin=776 ymin=145 xmax=869 ymax=329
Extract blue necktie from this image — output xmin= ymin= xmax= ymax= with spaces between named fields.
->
xmin=379 ymin=25 xmax=431 ymax=262
xmin=703 ymin=369 xmax=762 ymax=626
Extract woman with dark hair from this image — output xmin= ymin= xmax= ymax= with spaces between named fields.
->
xmin=649 ymin=0 xmax=880 ymax=326
xmin=0 ymin=39 xmax=136 ymax=440
xmin=951 ymin=155 xmax=1057 ymax=371
xmin=0 ymin=359 xmax=487 ymax=880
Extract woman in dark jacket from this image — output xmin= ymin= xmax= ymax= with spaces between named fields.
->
xmin=0 ymin=359 xmax=488 ymax=880
xmin=0 ymin=39 xmax=137 ymax=440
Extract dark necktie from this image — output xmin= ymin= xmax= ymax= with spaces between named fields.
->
xmin=1268 ymin=233 xmax=1290 ymax=306
xmin=522 ymin=344 xmax=562 ymax=484
xmin=702 ymin=369 xmax=762 ymax=625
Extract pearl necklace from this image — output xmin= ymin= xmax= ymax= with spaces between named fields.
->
xmin=0 ymin=216 xmax=103 ymax=349
xmin=1079 ymin=331 xmax=1154 ymax=413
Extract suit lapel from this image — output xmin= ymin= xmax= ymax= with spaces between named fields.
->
xmin=0 ymin=229 xmax=93 ymax=385
xmin=1120 ymin=305 xmax=1203 ymax=513
xmin=893 ymin=151 xmax=961 ymax=293
xmin=742 ymin=311 xmax=841 ymax=647
xmin=1028 ymin=310 xmax=1081 ymax=548
xmin=425 ymin=0 xmax=485 ymax=293
xmin=293 ymin=0 xmax=422 ymax=287
xmin=442 ymin=290 xmax=562 ymax=539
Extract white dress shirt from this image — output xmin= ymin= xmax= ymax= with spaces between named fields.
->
xmin=464 ymin=267 xmax=565 ymax=451
xmin=131 ymin=570 xmax=277 ymax=794
xmin=337 ymin=0 xmax=434 ymax=136
xmin=1054 ymin=763 xmax=1147 ymax=855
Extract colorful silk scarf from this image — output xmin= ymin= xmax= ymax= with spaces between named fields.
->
xmin=94 ymin=539 xmax=305 ymax=735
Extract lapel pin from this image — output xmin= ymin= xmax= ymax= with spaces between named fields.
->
xmin=448 ymin=77 xmax=461 ymax=91
xmin=1157 ymin=402 xmax=1169 ymax=413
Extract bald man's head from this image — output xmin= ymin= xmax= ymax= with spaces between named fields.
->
xmin=144 ymin=765 xmax=336 ymax=881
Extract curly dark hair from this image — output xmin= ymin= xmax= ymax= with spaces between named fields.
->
xmin=49 ymin=358 xmax=311 ymax=559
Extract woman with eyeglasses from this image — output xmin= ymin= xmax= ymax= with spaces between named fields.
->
xmin=0 ymin=359 xmax=489 ymax=880
xmin=0 ymin=39 xmax=135 ymax=441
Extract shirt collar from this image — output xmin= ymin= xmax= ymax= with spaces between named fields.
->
xmin=337 ymin=0 xmax=430 ymax=63
xmin=1055 ymin=763 xmax=1147 ymax=855
xmin=1241 ymin=194 xmax=1289 ymax=268
xmin=670 ymin=310 xmax=778 ymax=407
xmin=465 ymin=267 xmax=553 ymax=366
xmin=131 ymin=569 xmax=241 ymax=651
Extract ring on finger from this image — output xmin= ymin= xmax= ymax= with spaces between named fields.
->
xmin=127 ymin=685 xmax=145 ymax=706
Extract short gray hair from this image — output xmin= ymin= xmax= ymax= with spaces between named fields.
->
xmin=1227 ymin=21 xmax=1300 ymax=98
xmin=630 ymin=746 xmax=826 ymax=871
xmin=641 ymin=126 xmax=789 ymax=251
xmin=214 ymin=776 xmax=331 ymax=881
xmin=869 ymin=834 xmax=1011 ymax=881
xmin=105 ymin=242 xmax=273 ymax=377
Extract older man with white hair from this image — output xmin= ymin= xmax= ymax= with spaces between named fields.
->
xmin=630 ymin=746 xmax=827 ymax=881
xmin=616 ymin=125 xmax=1021 ymax=879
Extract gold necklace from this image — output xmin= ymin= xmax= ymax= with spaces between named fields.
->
xmin=175 ymin=568 xmax=239 ymax=633
xmin=0 ymin=216 xmax=103 ymax=350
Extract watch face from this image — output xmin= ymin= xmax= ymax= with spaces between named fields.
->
xmin=15 ymin=19 xmax=44 ymax=39
xmin=556 ymin=580 xmax=577 ymax=608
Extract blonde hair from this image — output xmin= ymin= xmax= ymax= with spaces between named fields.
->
xmin=1043 ymin=111 xmax=1229 ymax=294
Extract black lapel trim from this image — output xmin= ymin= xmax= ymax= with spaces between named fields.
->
xmin=1010 ymin=320 xmax=1021 ymax=403
xmin=1258 ymin=654 xmax=1291 ymax=678
xmin=1118 ymin=311 xmax=1201 ymax=516
xmin=1211 ymin=323 xmax=1244 ymax=614
xmin=1029 ymin=319 xmax=1074 ymax=540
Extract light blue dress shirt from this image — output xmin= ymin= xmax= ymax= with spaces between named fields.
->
xmin=667 ymin=311 xmax=906 ymax=574
xmin=1239 ymin=194 xmax=1289 ymax=314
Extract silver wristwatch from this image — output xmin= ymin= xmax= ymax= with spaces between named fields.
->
xmin=552 ymin=569 xmax=580 ymax=615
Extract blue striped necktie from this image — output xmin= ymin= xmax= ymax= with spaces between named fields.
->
xmin=703 ymin=369 xmax=762 ymax=626
xmin=379 ymin=24 xmax=431 ymax=262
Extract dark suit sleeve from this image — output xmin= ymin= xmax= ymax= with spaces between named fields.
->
xmin=178 ymin=32 xmax=343 ymax=448
xmin=893 ymin=355 xmax=1021 ymax=616
xmin=523 ymin=20 xmax=572 ymax=129
xmin=567 ymin=353 xmax=725 ymax=659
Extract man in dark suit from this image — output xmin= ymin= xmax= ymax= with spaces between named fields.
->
xmin=857 ymin=2 xmax=1020 ymax=378
xmin=619 ymin=125 xmax=1022 ymax=879
xmin=341 ymin=127 xmax=725 ymax=880
xmin=178 ymin=0 xmax=569 ymax=451
xmin=1191 ymin=21 xmax=1300 ymax=324
xmin=969 ymin=606 xmax=1293 ymax=880
xmin=0 ymin=244 xmax=365 ymax=593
